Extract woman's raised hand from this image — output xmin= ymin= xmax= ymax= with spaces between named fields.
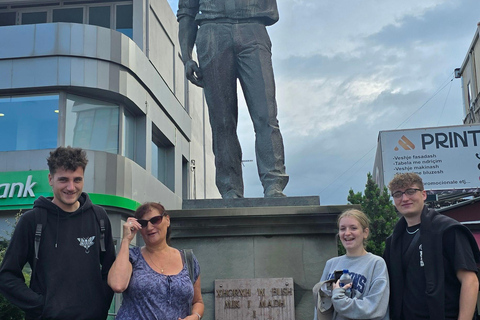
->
xmin=123 ymin=218 xmax=141 ymax=242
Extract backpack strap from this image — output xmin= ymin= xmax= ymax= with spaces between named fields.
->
xmin=34 ymin=208 xmax=47 ymax=260
xmin=34 ymin=224 xmax=42 ymax=260
xmin=184 ymin=249 xmax=195 ymax=285
xmin=183 ymin=249 xmax=196 ymax=314
xmin=91 ymin=205 xmax=106 ymax=252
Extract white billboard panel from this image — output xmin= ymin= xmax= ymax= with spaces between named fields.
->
xmin=379 ymin=124 xmax=480 ymax=191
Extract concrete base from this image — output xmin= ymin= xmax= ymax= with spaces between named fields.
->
xmin=169 ymin=197 xmax=355 ymax=320
xmin=182 ymin=195 xmax=320 ymax=209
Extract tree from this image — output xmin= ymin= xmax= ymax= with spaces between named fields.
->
xmin=0 ymin=212 xmax=27 ymax=320
xmin=344 ymin=172 xmax=398 ymax=256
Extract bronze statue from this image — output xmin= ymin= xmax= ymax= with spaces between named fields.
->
xmin=177 ymin=0 xmax=289 ymax=198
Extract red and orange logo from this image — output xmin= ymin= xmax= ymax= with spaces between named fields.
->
xmin=394 ymin=135 xmax=415 ymax=151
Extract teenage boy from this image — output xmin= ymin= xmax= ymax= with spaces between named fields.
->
xmin=0 ymin=146 xmax=116 ymax=320
xmin=384 ymin=172 xmax=480 ymax=320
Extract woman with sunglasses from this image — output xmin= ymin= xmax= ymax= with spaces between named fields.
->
xmin=108 ymin=202 xmax=204 ymax=320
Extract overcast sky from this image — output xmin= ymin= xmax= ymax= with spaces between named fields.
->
xmin=168 ymin=0 xmax=480 ymax=205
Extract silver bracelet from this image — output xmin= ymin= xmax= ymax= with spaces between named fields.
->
xmin=193 ymin=312 xmax=201 ymax=320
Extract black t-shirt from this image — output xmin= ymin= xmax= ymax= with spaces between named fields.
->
xmin=401 ymin=224 xmax=477 ymax=320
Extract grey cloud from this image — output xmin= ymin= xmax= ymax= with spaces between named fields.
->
xmin=367 ymin=0 xmax=480 ymax=47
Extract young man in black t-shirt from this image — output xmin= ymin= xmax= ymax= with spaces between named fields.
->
xmin=384 ymin=172 xmax=480 ymax=320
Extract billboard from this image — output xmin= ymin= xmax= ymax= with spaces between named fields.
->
xmin=373 ymin=124 xmax=480 ymax=192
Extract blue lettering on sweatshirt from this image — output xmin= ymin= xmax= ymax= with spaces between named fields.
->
xmin=325 ymin=271 xmax=367 ymax=295
xmin=350 ymin=272 xmax=367 ymax=294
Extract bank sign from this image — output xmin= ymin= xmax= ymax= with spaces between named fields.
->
xmin=0 ymin=170 xmax=51 ymax=207
xmin=377 ymin=124 xmax=480 ymax=191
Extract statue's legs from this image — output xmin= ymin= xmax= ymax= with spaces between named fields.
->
xmin=196 ymin=23 xmax=244 ymax=198
xmin=196 ymin=22 xmax=289 ymax=198
xmin=235 ymin=23 xmax=289 ymax=197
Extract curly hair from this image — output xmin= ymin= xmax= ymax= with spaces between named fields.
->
xmin=388 ymin=172 xmax=424 ymax=193
xmin=47 ymin=146 xmax=88 ymax=175
xmin=135 ymin=202 xmax=171 ymax=245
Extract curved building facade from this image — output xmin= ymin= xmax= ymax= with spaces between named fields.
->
xmin=0 ymin=0 xmax=219 ymax=314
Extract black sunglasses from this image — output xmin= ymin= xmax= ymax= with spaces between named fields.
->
xmin=138 ymin=214 xmax=165 ymax=228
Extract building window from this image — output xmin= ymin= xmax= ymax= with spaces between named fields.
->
xmin=151 ymin=126 xmax=174 ymax=191
xmin=122 ymin=109 xmax=136 ymax=161
xmin=53 ymin=7 xmax=84 ymax=24
xmin=65 ymin=94 xmax=119 ymax=154
xmin=1 ymin=2 xmax=133 ymax=38
xmin=182 ymin=156 xmax=189 ymax=199
xmin=89 ymin=6 xmax=110 ymax=28
xmin=468 ymin=81 xmax=472 ymax=107
xmin=0 ymin=95 xmax=59 ymax=152
xmin=0 ymin=12 xmax=16 ymax=26
xmin=116 ymin=4 xmax=132 ymax=39
xmin=21 ymin=12 xmax=47 ymax=25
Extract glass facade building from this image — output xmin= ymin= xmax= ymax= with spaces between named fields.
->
xmin=0 ymin=0 xmax=219 ymax=315
xmin=0 ymin=0 xmax=217 ymax=206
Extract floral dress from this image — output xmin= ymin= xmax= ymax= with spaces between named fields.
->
xmin=115 ymin=247 xmax=200 ymax=320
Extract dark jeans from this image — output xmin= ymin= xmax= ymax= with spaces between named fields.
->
xmin=196 ymin=21 xmax=288 ymax=196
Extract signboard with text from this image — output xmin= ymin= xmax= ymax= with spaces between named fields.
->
xmin=374 ymin=124 xmax=480 ymax=191
xmin=215 ymin=278 xmax=294 ymax=320
xmin=0 ymin=170 xmax=50 ymax=207
xmin=0 ymin=170 xmax=141 ymax=211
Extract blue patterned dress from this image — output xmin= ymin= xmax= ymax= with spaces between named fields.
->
xmin=115 ymin=247 xmax=200 ymax=320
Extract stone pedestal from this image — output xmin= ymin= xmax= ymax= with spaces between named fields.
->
xmin=169 ymin=197 xmax=355 ymax=320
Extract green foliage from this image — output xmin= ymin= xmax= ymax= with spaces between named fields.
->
xmin=342 ymin=172 xmax=399 ymax=256
xmin=0 ymin=296 xmax=24 ymax=320
xmin=0 ymin=212 xmax=27 ymax=320
xmin=0 ymin=241 xmax=6 ymax=258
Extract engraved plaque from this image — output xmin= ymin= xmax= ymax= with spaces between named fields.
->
xmin=215 ymin=278 xmax=295 ymax=320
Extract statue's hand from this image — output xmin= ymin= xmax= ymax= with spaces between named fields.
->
xmin=185 ymin=60 xmax=204 ymax=88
